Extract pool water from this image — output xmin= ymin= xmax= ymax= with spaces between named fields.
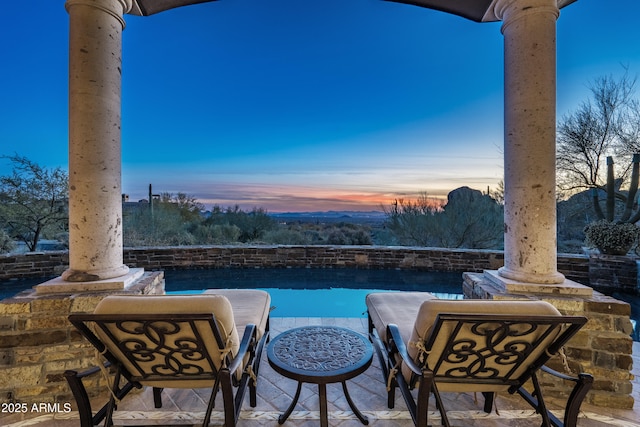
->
xmin=0 ymin=277 xmax=54 ymax=300
xmin=164 ymin=268 xmax=464 ymax=317
xmin=1 ymin=268 xmax=637 ymax=340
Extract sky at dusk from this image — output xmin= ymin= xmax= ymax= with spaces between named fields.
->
xmin=2 ymin=0 xmax=640 ymax=212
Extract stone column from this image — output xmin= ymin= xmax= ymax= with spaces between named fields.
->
xmin=492 ymin=0 xmax=565 ymax=284
xmin=62 ymin=0 xmax=132 ymax=282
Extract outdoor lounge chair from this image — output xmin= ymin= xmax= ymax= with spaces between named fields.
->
xmin=366 ymin=292 xmax=593 ymax=427
xmin=65 ymin=290 xmax=271 ymax=427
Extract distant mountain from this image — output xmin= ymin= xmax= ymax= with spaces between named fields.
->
xmin=271 ymin=210 xmax=385 ymax=218
xmin=270 ymin=210 xmax=386 ymax=225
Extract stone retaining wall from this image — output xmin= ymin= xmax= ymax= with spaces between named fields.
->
xmin=464 ymin=272 xmax=635 ymax=409
xmin=589 ymin=253 xmax=639 ymax=294
xmin=0 ymin=272 xmax=165 ymax=406
xmin=1 ymin=245 xmax=590 ymax=284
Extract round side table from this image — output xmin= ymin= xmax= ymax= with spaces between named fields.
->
xmin=267 ymin=325 xmax=373 ymax=427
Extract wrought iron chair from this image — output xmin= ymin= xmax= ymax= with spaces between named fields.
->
xmin=65 ymin=291 xmax=271 ymax=427
xmin=366 ymin=293 xmax=593 ymax=427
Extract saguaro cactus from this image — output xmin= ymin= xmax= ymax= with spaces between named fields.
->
xmin=592 ymin=154 xmax=640 ymax=224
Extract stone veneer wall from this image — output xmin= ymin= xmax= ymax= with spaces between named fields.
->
xmin=0 ymin=272 xmax=164 ymax=407
xmin=1 ymin=245 xmax=590 ymax=284
xmin=589 ymin=253 xmax=639 ymax=295
xmin=464 ymin=272 xmax=635 ymax=409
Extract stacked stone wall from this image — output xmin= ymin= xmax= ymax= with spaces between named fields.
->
xmin=1 ymin=245 xmax=591 ymax=285
xmin=588 ymin=254 xmax=639 ymax=295
xmin=0 ymin=252 xmax=69 ymax=281
xmin=464 ymin=272 xmax=635 ymax=409
xmin=0 ymin=272 xmax=164 ymax=407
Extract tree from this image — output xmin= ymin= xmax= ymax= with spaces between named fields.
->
xmin=383 ymin=193 xmax=442 ymax=246
xmin=123 ymin=191 xmax=204 ymax=246
xmin=158 ymin=191 xmax=204 ymax=223
xmin=204 ymin=205 xmax=276 ymax=242
xmin=557 ymin=72 xmax=640 ymax=195
xmin=123 ymin=205 xmax=197 ymax=247
xmin=436 ymin=187 xmax=504 ymax=249
xmin=0 ymin=154 xmax=68 ymax=251
xmin=383 ymin=188 xmax=503 ymax=249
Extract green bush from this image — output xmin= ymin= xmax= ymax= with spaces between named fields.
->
xmin=193 ymin=224 xmax=242 ymax=244
xmin=262 ymin=229 xmax=310 ymax=245
xmin=584 ymin=220 xmax=640 ymax=255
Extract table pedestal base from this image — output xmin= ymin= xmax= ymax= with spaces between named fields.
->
xmin=278 ymin=381 xmax=369 ymax=427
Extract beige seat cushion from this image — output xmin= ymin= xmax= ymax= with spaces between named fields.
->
xmin=203 ymin=289 xmax=271 ymax=342
xmin=366 ymin=292 xmax=438 ymax=344
xmin=404 ymin=299 xmax=562 ymax=392
xmin=93 ymin=294 xmax=242 ymax=388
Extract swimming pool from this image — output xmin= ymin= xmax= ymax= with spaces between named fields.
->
xmin=1 ymin=268 xmax=637 ymax=340
xmin=0 ymin=276 xmax=54 ymax=300
xmin=163 ymin=268 xmax=464 ymax=317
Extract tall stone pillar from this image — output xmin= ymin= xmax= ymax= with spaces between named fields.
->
xmin=492 ymin=0 xmax=565 ymax=284
xmin=62 ymin=0 xmax=132 ymax=282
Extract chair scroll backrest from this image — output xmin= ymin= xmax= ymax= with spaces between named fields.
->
xmin=69 ymin=295 xmax=241 ymax=387
xmin=404 ymin=300 xmax=587 ymax=392
xmin=422 ymin=313 xmax=586 ymax=391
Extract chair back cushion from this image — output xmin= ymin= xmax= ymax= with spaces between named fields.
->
xmin=93 ymin=295 xmax=239 ymax=387
xmin=404 ymin=299 xmax=562 ymax=392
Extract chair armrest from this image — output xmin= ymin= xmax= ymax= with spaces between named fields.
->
xmin=66 ymin=364 xmax=104 ymax=380
xmin=227 ymin=324 xmax=257 ymax=374
xmin=387 ymin=323 xmax=424 ymax=376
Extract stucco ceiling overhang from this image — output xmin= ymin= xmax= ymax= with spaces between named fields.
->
xmin=129 ymin=0 xmax=578 ymax=21
xmin=384 ymin=0 xmax=578 ymax=22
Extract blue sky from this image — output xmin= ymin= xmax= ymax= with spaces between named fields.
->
xmin=2 ymin=0 xmax=640 ymax=212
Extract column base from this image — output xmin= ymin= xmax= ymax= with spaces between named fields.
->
xmin=61 ymin=264 xmax=130 ymax=282
xmin=498 ymin=266 xmax=566 ymax=285
xmin=35 ymin=268 xmax=144 ymax=295
xmin=487 ymin=270 xmax=592 ymax=297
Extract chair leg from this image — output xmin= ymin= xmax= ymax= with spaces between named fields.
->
xmin=250 ymin=332 xmax=268 ymax=407
xmin=367 ymin=328 xmax=395 ymax=408
xmin=430 ymin=381 xmax=451 ymax=427
xmin=517 ymin=372 xmax=561 ymax=427
xmin=417 ymin=372 xmax=433 ymax=427
xmin=203 ymin=377 xmax=222 ymax=427
xmin=64 ymin=369 xmax=94 ymax=427
xmin=385 ymin=357 xmax=397 ymax=409
xmin=153 ymin=387 xmax=163 ymax=408
xmin=564 ymin=373 xmax=594 ymax=427
xmin=531 ymin=373 xmax=552 ymax=427
xmin=387 ymin=377 xmax=396 ymax=409
xmin=220 ymin=369 xmax=238 ymax=427
xmin=103 ymin=368 xmax=124 ymax=427
xmin=482 ymin=392 xmax=494 ymax=413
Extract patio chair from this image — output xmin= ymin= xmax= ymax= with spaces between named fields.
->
xmin=65 ymin=290 xmax=271 ymax=427
xmin=366 ymin=292 xmax=593 ymax=427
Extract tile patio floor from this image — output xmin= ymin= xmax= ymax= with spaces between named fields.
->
xmin=3 ymin=317 xmax=639 ymax=427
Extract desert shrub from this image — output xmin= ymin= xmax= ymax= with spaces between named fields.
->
xmin=205 ymin=206 xmax=277 ymax=242
xmin=584 ymin=220 xmax=640 ymax=255
xmin=385 ymin=187 xmax=503 ymax=249
xmin=0 ymin=229 xmax=15 ymax=254
xmin=262 ymin=229 xmax=310 ymax=245
xmin=124 ymin=205 xmax=196 ymax=246
xmin=193 ymin=224 xmax=241 ymax=244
